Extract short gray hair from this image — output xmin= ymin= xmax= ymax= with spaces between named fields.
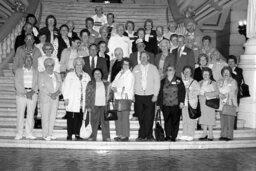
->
xmin=44 ymin=58 xmax=55 ymax=67
xmin=73 ymin=57 xmax=85 ymax=67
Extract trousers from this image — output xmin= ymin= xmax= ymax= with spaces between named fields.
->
xmin=66 ymin=109 xmax=83 ymax=137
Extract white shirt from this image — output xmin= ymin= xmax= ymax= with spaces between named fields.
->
xmin=23 ymin=66 xmax=33 ymax=88
xmin=92 ymin=14 xmax=107 ymax=33
xmin=49 ymin=73 xmax=57 ymax=91
xmin=95 ymin=82 xmax=106 ymax=106
xmin=67 ymin=49 xmax=78 ymax=70
xmin=140 ymin=64 xmax=149 ymax=91
xmin=178 ymin=45 xmax=185 ymax=57
xmin=137 ymin=52 xmax=141 ymax=65
xmin=89 ymin=56 xmax=98 ymax=68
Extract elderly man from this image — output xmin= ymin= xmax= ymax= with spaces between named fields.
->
xmin=82 ymin=44 xmax=108 ymax=80
xmin=171 ymin=35 xmax=195 ymax=78
xmin=129 ymin=39 xmax=154 ymax=69
xmin=133 ymin=52 xmax=160 ymax=141
xmin=39 ymin=58 xmax=62 ymax=141
xmin=13 ymin=33 xmax=42 ymax=72
xmin=14 ymin=55 xmax=38 ymax=140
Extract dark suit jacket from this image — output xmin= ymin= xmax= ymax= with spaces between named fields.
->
xmin=129 ymin=51 xmax=154 ymax=68
xmin=154 ymin=53 xmax=175 ymax=78
xmin=171 ymin=46 xmax=195 ymax=77
xmin=39 ymin=27 xmax=59 ymax=43
xmin=82 ymin=56 xmax=108 ymax=80
xmin=231 ymin=67 xmax=243 ymax=103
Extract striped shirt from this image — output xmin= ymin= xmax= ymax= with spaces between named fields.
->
xmin=23 ymin=66 xmax=33 ymax=88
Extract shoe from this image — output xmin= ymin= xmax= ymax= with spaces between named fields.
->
xmin=43 ymin=136 xmax=51 ymax=141
xmin=164 ymin=136 xmax=171 ymax=141
xmin=87 ymin=137 xmax=96 ymax=141
xmin=67 ymin=136 xmax=72 ymax=141
xmin=185 ymin=136 xmax=193 ymax=141
xmin=146 ymin=138 xmax=155 ymax=141
xmin=50 ymin=136 xmax=57 ymax=140
xmin=75 ymin=136 xmax=83 ymax=141
xmin=178 ymin=136 xmax=187 ymax=140
xmin=14 ymin=135 xmax=22 ymax=140
xmin=199 ymin=136 xmax=208 ymax=141
xmin=26 ymin=135 xmax=37 ymax=140
xmin=170 ymin=138 xmax=176 ymax=142
xmin=135 ymin=137 xmax=145 ymax=141
xmin=119 ymin=137 xmax=129 ymax=141
xmin=225 ymin=138 xmax=232 ymax=141
xmin=207 ymin=138 xmax=214 ymax=141
xmin=219 ymin=137 xmax=226 ymax=141
xmin=103 ymin=138 xmax=111 ymax=142
xmin=114 ymin=137 xmax=121 ymax=141
xmin=131 ymin=117 xmax=138 ymax=121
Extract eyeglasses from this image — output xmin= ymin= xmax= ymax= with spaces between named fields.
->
xmin=45 ymin=64 xmax=54 ymax=67
xmin=167 ymin=68 xmax=174 ymax=71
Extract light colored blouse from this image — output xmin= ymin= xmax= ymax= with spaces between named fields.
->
xmin=95 ymin=81 xmax=106 ymax=106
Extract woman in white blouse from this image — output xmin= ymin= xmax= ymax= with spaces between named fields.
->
xmin=108 ymin=24 xmax=132 ymax=60
xmin=38 ymin=42 xmax=60 ymax=73
xmin=62 ymin=57 xmax=91 ymax=140
xmin=111 ymin=58 xmax=135 ymax=141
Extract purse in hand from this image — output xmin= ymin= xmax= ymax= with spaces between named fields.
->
xmin=240 ymin=78 xmax=250 ymax=98
xmin=104 ymin=101 xmax=118 ymax=121
xmin=205 ymin=98 xmax=220 ymax=109
xmin=114 ymin=88 xmax=132 ymax=111
xmin=187 ymin=80 xmax=201 ymax=119
xmin=154 ymin=109 xmax=165 ymax=141
xmin=222 ymin=100 xmax=237 ymax=116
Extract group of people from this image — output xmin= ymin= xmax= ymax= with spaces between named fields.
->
xmin=13 ymin=6 xmax=244 ymax=142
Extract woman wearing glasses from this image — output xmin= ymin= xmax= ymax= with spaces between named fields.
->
xmin=157 ymin=65 xmax=185 ymax=141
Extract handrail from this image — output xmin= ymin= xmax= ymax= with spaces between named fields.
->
xmin=0 ymin=0 xmax=41 ymax=76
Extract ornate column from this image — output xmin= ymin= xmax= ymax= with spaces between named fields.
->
xmin=238 ymin=0 xmax=256 ymax=128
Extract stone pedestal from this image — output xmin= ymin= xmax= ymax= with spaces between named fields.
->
xmin=238 ymin=37 xmax=256 ymax=128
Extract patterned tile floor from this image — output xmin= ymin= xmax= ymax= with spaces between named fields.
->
xmin=0 ymin=148 xmax=256 ymax=171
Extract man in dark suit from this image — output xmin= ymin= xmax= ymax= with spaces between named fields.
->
xmin=228 ymin=55 xmax=244 ymax=129
xmin=129 ymin=39 xmax=154 ymax=69
xmin=171 ymin=35 xmax=195 ymax=78
xmin=82 ymin=44 xmax=108 ymax=80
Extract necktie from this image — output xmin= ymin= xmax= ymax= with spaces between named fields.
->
xmin=91 ymin=57 xmax=95 ymax=70
xmin=178 ymin=48 xmax=182 ymax=57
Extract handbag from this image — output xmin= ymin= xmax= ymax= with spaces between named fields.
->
xmin=80 ymin=111 xmax=92 ymax=139
xmin=240 ymin=78 xmax=250 ymax=98
xmin=104 ymin=101 xmax=118 ymax=121
xmin=206 ymin=98 xmax=220 ymax=109
xmin=187 ymin=80 xmax=201 ymax=119
xmin=114 ymin=89 xmax=132 ymax=111
xmin=154 ymin=109 xmax=165 ymax=141
xmin=222 ymin=100 xmax=237 ymax=116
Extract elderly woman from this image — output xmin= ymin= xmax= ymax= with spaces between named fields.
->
xmin=53 ymin=24 xmax=71 ymax=61
xmin=218 ymin=66 xmax=238 ymax=141
xmin=155 ymin=39 xmax=174 ymax=79
xmin=78 ymin=29 xmax=90 ymax=57
xmin=111 ymin=58 xmax=134 ymax=141
xmin=194 ymin=53 xmax=209 ymax=82
xmin=208 ymin=50 xmax=228 ymax=81
xmin=179 ymin=66 xmax=200 ymax=141
xmin=35 ymin=32 xmax=47 ymax=56
xmin=95 ymin=26 xmax=109 ymax=45
xmin=198 ymin=67 xmax=219 ymax=141
xmin=66 ymin=20 xmax=78 ymax=39
xmin=38 ymin=58 xmax=62 ymax=141
xmin=104 ymin=13 xmax=116 ymax=39
xmin=85 ymin=17 xmax=99 ymax=43
xmin=124 ymin=21 xmax=136 ymax=43
xmin=62 ymin=57 xmax=91 ymax=140
xmin=38 ymin=42 xmax=60 ymax=73
xmin=39 ymin=15 xmax=59 ymax=44
xmin=144 ymin=19 xmax=157 ymax=55
xmin=163 ymin=21 xmax=177 ymax=40
xmin=108 ymin=24 xmax=132 ymax=60
xmin=157 ymin=65 xmax=185 ymax=141
xmin=110 ymin=48 xmax=124 ymax=82
xmin=85 ymin=68 xmax=110 ymax=141
xmin=170 ymin=34 xmax=178 ymax=53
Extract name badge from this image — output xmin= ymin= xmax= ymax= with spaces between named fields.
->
xmin=182 ymin=52 xmax=187 ymax=55
xmin=171 ymin=82 xmax=177 ymax=85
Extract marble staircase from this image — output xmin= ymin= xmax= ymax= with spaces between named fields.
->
xmin=0 ymin=62 xmax=256 ymax=150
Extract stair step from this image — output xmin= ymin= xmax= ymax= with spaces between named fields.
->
xmin=0 ymin=117 xmax=245 ymax=129
xmin=0 ymin=136 xmax=256 ymax=150
xmin=0 ymin=127 xmax=255 ymax=139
